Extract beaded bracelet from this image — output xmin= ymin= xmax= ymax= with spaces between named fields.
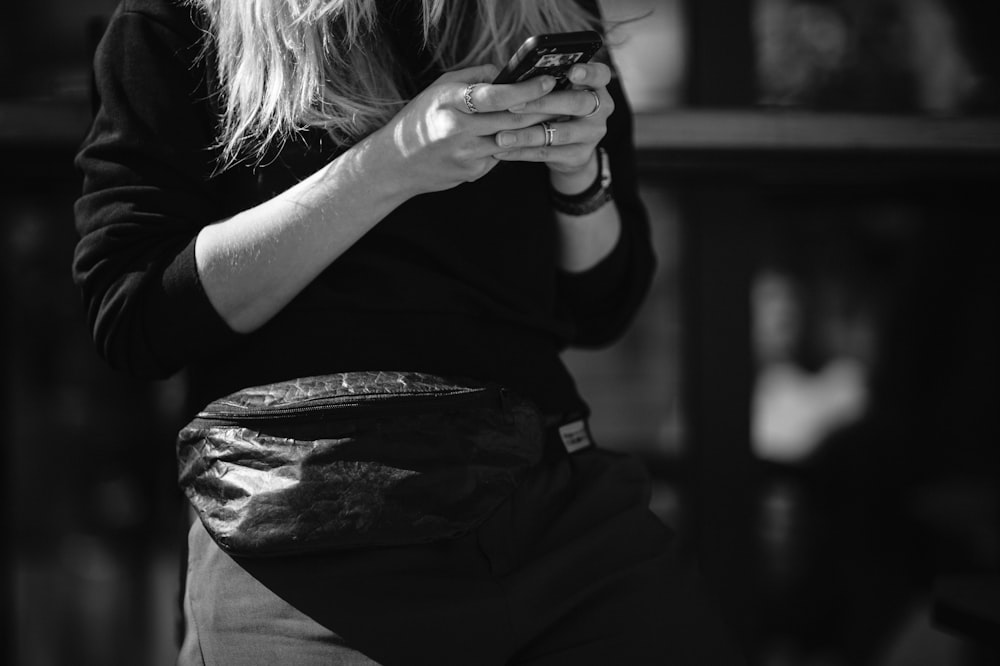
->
xmin=549 ymin=147 xmax=613 ymax=216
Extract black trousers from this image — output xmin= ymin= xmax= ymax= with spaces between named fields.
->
xmin=179 ymin=444 xmax=745 ymax=665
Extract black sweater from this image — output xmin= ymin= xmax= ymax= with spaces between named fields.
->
xmin=72 ymin=0 xmax=655 ymax=416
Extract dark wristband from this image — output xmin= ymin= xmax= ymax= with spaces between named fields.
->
xmin=550 ymin=147 xmax=613 ymax=216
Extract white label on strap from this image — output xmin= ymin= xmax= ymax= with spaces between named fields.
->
xmin=558 ymin=419 xmax=593 ymax=453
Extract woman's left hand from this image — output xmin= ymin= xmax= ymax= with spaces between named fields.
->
xmin=492 ymin=62 xmax=614 ymax=178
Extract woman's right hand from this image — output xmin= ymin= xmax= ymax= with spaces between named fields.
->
xmin=369 ymin=64 xmax=558 ymax=196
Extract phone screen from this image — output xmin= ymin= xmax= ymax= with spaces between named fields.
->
xmin=513 ymin=51 xmax=588 ymax=82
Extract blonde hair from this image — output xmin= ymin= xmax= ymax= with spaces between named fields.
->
xmin=186 ymin=0 xmax=602 ymax=167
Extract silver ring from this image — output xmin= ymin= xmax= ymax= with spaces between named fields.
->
xmin=583 ymin=89 xmax=601 ymax=118
xmin=464 ymin=84 xmax=479 ymax=114
xmin=541 ymin=121 xmax=556 ymax=147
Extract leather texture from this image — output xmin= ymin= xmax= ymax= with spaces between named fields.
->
xmin=177 ymin=371 xmax=544 ymax=556
xmin=205 ymin=371 xmax=476 ymax=412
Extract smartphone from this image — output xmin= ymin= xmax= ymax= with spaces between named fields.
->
xmin=493 ymin=31 xmax=603 ymax=90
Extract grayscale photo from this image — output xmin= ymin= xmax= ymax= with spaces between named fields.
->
xmin=1 ymin=0 xmax=998 ymax=664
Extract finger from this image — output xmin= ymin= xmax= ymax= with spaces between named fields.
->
xmin=466 ymin=135 xmax=515 ymax=160
xmin=493 ymin=144 xmax=593 ymax=166
xmin=463 ymin=111 xmax=556 ymax=142
xmin=480 ymin=111 xmax=558 ymax=132
xmin=494 ymin=121 xmax=602 ymax=150
xmin=457 ymin=75 xmax=557 ymax=114
xmin=566 ymin=62 xmax=612 ymax=89
xmin=506 ymin=87 xmax=608 ymax=118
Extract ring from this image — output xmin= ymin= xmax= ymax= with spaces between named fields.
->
xmin=541 ymin=121 xmax=556 ymax=147
xmin=583 ymin=89 xmax=601 ymax=118
xmin=464 ymin=84 xmax=479 ymax=114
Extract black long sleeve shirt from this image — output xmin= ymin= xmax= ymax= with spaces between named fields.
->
xmin=72 ymin=0 xmax=656 ymax=416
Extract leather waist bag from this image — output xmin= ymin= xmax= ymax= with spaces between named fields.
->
xmin=177 ymin=371 xmax=544 ymax=557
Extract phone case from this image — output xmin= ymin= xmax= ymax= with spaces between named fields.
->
xmin=493 ymin=31 xmax=603 ymax=89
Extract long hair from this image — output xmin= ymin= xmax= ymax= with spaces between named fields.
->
xmin=185 ymin=0 xmax=602 ymax=167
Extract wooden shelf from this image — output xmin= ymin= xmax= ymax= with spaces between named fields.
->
xmin=634 ymin=109 xmax=1000 ymax=153
xmin=632 ymin=110 xmax=1000 ymax=181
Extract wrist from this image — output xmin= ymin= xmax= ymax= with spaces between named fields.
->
xmin=356 ymin=126 xmax=423 ymax=204
xmin=549 ymin=149 xmax=599 ymax=196
xmin=549 ymin=147 xmax=613 ymax=217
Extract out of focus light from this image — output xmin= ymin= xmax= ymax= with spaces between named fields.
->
xmin=602 ymin=0 xmax=687 ymax=111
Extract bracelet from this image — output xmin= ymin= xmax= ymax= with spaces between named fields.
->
xmin=549 ymin=147 xmax=613 ymax=216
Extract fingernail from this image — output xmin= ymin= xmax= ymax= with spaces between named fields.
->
xmin=541 ymin=76 xmax=556 ymax=92
xmin=570 ymin=67 xmax=585 ymax=83
xmin=508 ymin=103 xmax=526 ymax=113
xmin=497 ymin=133 xmax=516 ymax=147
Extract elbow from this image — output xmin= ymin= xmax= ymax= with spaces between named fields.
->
xmin=574 ymin=251 xmax=657 ymax=348
xmin=86 ymin=290 xmax=182 ymax=380
xmin=97 ymin=331 xmax=181 ymax=381
xmin=571 ymin=315 xmax=637 ymax=349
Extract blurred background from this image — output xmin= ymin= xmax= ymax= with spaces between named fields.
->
xmin=2 ymin=0 xmax=998 ymax=664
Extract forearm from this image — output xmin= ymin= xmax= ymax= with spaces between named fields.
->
xmin=196 ymin=67 xmax=562 ymax=334
xmin=195 ymin=133 xmax=411 ymax=333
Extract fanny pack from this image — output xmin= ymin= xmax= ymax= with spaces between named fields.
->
xmin=177 ymin=371 xmax=544 ymax=557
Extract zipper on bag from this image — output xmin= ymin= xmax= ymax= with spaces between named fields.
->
xmin=195 ymin=384 xmax=505 ymax=426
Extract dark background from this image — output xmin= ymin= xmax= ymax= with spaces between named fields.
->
xmin=2 ymin=0 xmax=998 ymax=664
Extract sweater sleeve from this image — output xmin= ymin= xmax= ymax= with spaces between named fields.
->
xmin=554 ymin=51 xmax=657 ymax=348
xmin=72 ymin=1 xmax=239 ymax=378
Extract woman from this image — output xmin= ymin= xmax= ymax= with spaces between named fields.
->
xmin=74 ymin=0 xmax=744 ymax=663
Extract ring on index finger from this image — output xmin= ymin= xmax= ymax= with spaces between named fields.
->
xmin=464 ymin=84 xmax=480 ymax=114
xmin=583 ymin=89 xmax=601 ymax=118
